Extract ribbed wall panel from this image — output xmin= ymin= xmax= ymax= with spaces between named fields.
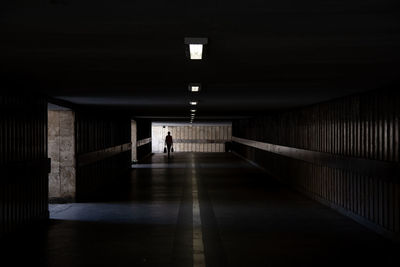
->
xmin=168 ymin=125 xmax=231 ymax=152
xmin=0 ymin=95 xmax=48 ymax=237
xmin=75 ymin=111 xmax=131 ymax=202
xmin=152 ymin=124 xmax=231 ymax=153
xmin=235 ymin=90 xmax=399 ymax=161
xmin=136 ymin=119 xmax=152 ymax=160
xmin=232 ymin=89 xmax=400 ymax=239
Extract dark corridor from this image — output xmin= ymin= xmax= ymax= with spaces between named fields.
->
xmin=1 ymin=153 xmax=398 ymax=267
xmin=2 ymin=1 xmax=400 ymax=266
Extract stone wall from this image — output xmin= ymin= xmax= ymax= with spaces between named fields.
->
xmin=48 ymin=110 xmax=76 ymax=202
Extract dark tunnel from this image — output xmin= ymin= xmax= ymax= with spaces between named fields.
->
xmin=1 ymin=1 xmax=400 ymax=266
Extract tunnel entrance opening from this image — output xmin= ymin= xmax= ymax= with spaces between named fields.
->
xmin=151 ymin=122 xmax=232 ymax=153
xmin=47 ymin=103 xmax=76 ymax=203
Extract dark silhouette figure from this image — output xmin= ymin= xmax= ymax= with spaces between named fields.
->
xmin=165 ymin=132 xmax=173 ymax=158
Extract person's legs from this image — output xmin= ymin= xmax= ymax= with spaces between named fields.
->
xmin=167 ymin=144 xmax=171 ymax=158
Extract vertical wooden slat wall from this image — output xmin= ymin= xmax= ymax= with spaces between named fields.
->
xmin=75 ymin=111 xmax=131 ymax=202
xmin=167 ymin=125 xmax=232 ymax=152
xmin=232 ymin=89 xmax=400 ymax=238
xmin=0 ymin=95 xmax=48 ymax=237
xmin=136 ymin=119 xmax=152 ymax=160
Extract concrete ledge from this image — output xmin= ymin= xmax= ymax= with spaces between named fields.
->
xmin=137 ymin=138 xmax=152 ymax=147
xmin=232 ymin=137 xmax=400 ymax=183
xmin=77 ymin=143 xmax=131 ymax=167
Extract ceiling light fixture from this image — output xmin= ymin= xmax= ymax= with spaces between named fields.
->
xmin=189 ymin=101 xmax=197 ymax=106
xmin=188 ymin=83 xmax=201 ymax=92
xmin=189 ymin=44 xmax=202 ymax=60
xmin=184 ymin=38 xmax=208 ymax=60
xmin=190 ymin=109 xmax=196 ymax=112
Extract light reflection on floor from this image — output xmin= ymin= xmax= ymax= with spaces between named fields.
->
xmin=132 ymin=163 xmax=250 ymax=169
xmin=49 ymin=202 xmax=180 ymax=224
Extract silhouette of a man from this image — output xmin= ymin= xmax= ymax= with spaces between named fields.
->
xmin=165 ymin=132 xmax=173 ymax=158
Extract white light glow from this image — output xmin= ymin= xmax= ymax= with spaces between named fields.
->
xmin=190 ymin=86 xmax=200 ymax=92
xmin=189 ymin=44 xmax=203 ymax=60
xmin=191 ymin=109 xmax=196 ymax=112
xmin=189 ymin=101 xmax=197 ymax=105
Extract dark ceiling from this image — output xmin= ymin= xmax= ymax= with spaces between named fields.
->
xmin=1 ymin=1 xmax=400 ymax=119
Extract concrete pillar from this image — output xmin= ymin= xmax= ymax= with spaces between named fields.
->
xmin=131 ymin=120 xmax=137 ymax=162
xmin=48 ymin=109 xmax=76 ymax=202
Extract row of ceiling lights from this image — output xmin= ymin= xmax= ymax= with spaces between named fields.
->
xmin=185 ymin=37 xmax=208 ymax=124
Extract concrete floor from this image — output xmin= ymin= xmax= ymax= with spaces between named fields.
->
xmin=1 ymin=153 xmax=399 ymax=266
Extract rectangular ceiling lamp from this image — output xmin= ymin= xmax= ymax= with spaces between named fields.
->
xmin=184 ymin=37 xmax=208 ymax=60
xmin=190 ymin=84 xmax=200 ymax=92
xmin=189 ymin=83 xmax=201 ymax=92
xmin=189 ymin=101 xmax=197 ymax=106
xmin=189 ymin=44 xmax=203 ymax=60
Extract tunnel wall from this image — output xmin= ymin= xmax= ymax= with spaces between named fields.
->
xmin=151 ymin=123 xmax=232 ymax=153
xmin=0 ymin=95 xmax=49 ymax=237
xmin=232 ymin=89 xmax=400 ymax=240
xmin=75 ymin=111 xmax=131 ymax=202
xmin=136 ymin=119 xmax=152 ymax=161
